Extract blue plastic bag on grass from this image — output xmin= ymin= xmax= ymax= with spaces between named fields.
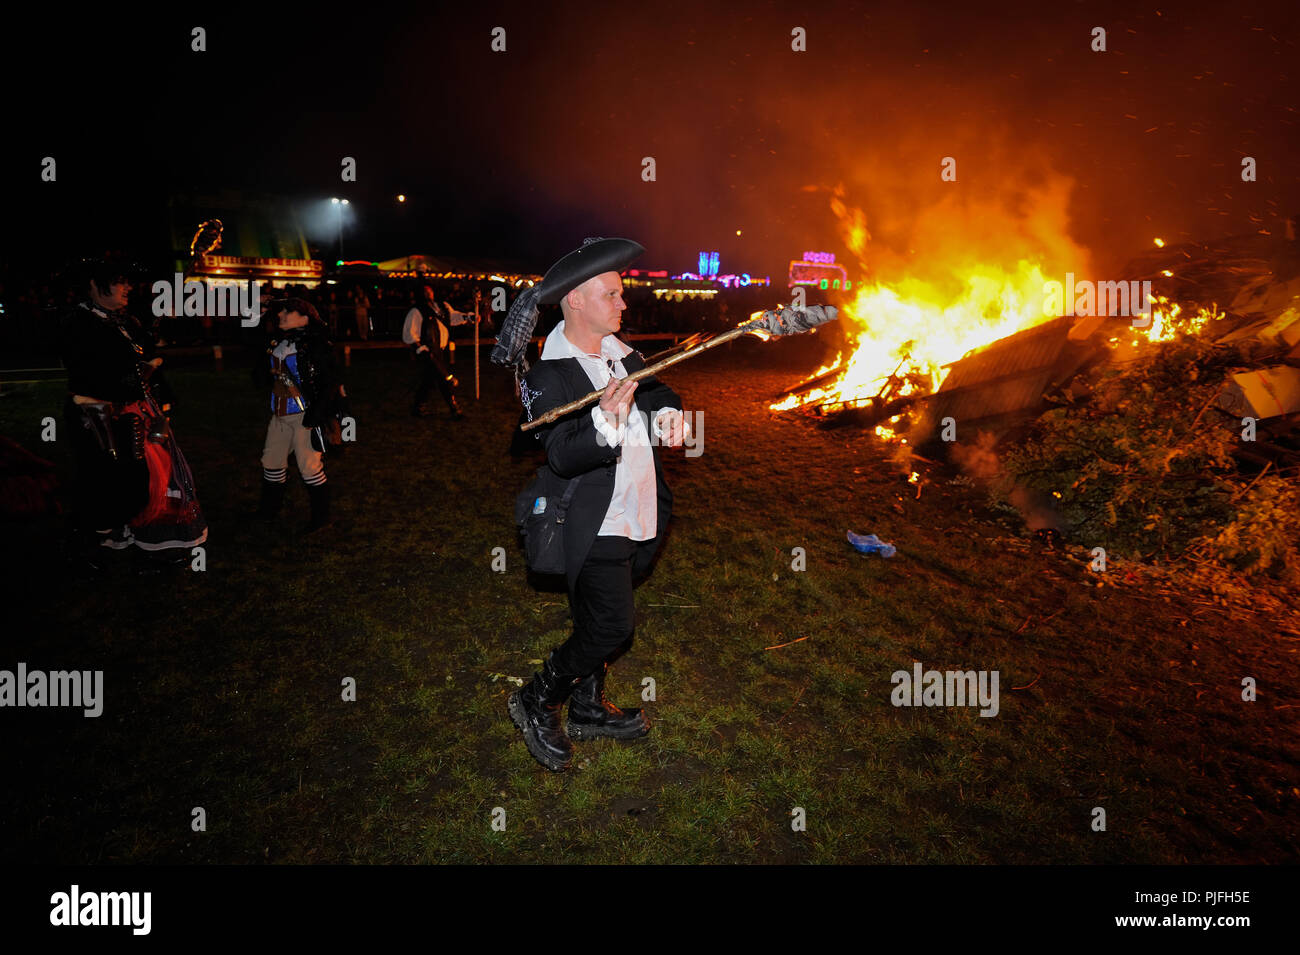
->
xmin=847 ymin=530 xmax=896 ymax=558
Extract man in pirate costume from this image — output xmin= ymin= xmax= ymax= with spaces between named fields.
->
xmin=59 ymin=258 xmax=207 ymax=572
xmin=495 ymin=238 xmax=689 ymax=772
xmin=402 ymin=282 xmax=474 ymax=419
xmin=252 ymin=298 xmax=347 ymax=533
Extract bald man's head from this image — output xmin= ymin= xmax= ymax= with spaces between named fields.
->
xmin=560 ymin=271 xmax=627 ymax=348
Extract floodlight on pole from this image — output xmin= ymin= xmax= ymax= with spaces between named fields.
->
xmin=330 ymin=198 xmax=346 ymax=259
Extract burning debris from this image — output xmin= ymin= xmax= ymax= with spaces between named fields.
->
xmin=770 ymin=226 xmax=1300 ymax=587
xmin=773 ymin=231 xmax=1300 ymax=453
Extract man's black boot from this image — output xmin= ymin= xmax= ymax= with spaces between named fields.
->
xmin=436 ymin=372 xmax=464 ymax=419
xmin=255 ymin=479 xmax=286 ymax=524
xmin=508 ymin=653 xmax=581 ymax=771
xmin=566 ymin=662 xmax=651 ymax=741
xmin=303 ymin=483 xmax=331 ymax=533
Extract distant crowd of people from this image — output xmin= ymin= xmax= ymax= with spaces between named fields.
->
xmin=0 ymin=276 xmax=494 ymax=356
xmin=0 ymin=272 xmax=801 ymax=359
xmin=149 ymin=278 xmax=492 ymax=347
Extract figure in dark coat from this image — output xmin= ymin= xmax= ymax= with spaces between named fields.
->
xmin=59 ymin=262 xmax=207 ymax=571
xmin=506 ymin=243 xmax=689 ymax=772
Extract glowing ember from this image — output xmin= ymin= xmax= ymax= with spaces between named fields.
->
xmin=1136 ymin=296 xmax=1219 ymax=344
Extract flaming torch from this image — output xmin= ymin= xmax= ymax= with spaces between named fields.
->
xmin=518 ymin=304 xmax=838 ymax=431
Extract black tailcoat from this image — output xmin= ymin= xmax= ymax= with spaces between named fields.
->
xmin=520 ymin=347 xmax=682 ymax=587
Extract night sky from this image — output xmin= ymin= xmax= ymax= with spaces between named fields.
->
xmin=4 ymin=0 xmax=1297 ymax=280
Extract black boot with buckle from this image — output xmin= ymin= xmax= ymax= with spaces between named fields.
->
xmin=566 ymin=662 xmax=650 ymax=741
xmin=508 ymin=652 xmax=582 ymax=771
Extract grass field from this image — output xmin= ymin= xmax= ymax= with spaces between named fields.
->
xmin=2 ymin=339 xmax=1297 ymax=864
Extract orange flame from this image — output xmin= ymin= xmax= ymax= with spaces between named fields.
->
xmin=772 ymin=194 xmax=1219 ymax=423
xmin=771 ymin=259 xmax=1064 ymax=413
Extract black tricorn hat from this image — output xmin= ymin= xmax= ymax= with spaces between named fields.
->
xmin=536 ymin=237 xmax=645 ymax=305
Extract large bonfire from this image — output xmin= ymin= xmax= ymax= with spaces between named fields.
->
xmin=772 ymin=184 xmax=1217 ymax=439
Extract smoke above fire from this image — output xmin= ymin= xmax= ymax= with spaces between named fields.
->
xmin=819 ymin=139 xmax=1094 ymax=292
xmin=773 ymin=138 xmax=1098 ymax=418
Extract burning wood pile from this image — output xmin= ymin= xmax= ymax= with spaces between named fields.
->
xmin=771 ymin=228 xmax=1300 ymax=588
xmin=772 ymin=232 xmax=1300 ymax=472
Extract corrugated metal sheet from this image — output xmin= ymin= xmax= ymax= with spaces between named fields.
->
xmin=927 ymin=316 xmax=1082 ymax=429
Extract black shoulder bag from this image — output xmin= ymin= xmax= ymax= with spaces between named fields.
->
xmin=514 ymin=466 xmax=583 ymax=576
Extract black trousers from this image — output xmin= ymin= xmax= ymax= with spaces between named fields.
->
xmin=553 ymin=535 xmax=652 ymax=677
xmin=412 ymin=348 xmax=456 ymax=410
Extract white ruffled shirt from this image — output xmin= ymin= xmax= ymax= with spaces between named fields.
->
xmin=401 ymin=302 xmax=473 ymax=350
xmin=540 ymin=321 xmax=669 ymax=541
